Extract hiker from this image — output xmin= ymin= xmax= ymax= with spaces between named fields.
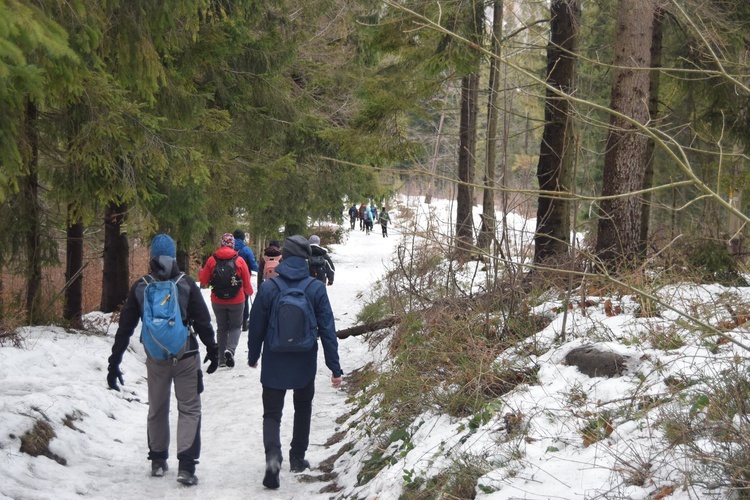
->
xmin=199 ymin=233 xmax=253 ymax=368
xmin=308 ymin=234 xmax=335 ymax=286
xmin=348 ymin=204 xmax=358 ymax=230
xmin=106 ymin=234 xmax=218 ymax=486
xmin=363 ymin=207 xmax=374 ymax=235
xmin=370 ymin=205 xmax=378 ymax=225
xmin=247 ymin=235 xmax=343 ymax=490
xmin=232 ymin=229 xmax=259 ymax=331
xmin=358 ymin=203 xmax=367 ymax=230
xmin=379 ymin=207 xmax=390 ymax=237
xmin=258 ymin=239 xmax=283 ymax=289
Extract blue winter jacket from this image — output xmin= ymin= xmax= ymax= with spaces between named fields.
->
xmin=247 ymin=256 xmax=342 ymax=389
xmin=234 ymin=238 xmax=259 ymax=272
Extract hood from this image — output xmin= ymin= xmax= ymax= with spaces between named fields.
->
xmin=264 ymin=246 xmax=282 ymax=257
xmin=275 ymin=256 xmax=309 ymax=281
xmin=310 ymin=244 xmax=328 ymax=255
xmin=149 ymin=255 xmax=181 ymax=280
xmin=214 ymin=246 xmax=238 ymax=259
xmin=234 ymin=238 xmax=247 ymax=251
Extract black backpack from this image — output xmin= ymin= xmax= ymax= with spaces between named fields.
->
xmin=210 ymin=254 xmax=242 ymax=299
xmin=309 ymin=254 xmax=326 ymax=280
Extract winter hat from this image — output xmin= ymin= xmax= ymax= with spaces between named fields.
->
xmin=233 ymin=229 xmax=245 ymax=241
xmin=309 ymin=234 xmax=321 ymax=246
xmin=221 ymin=233 xmax=235 ymax=249
xmin=282 ymin=235 xmax=311 ymax=260
xmin=150 ymin=234 xmax=176 ymax=258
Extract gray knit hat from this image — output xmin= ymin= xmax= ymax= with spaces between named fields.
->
xmin=282 ymin=235 xmax=311 ymax=260
xmin=309 ymin=234 xmax=321 ymax=245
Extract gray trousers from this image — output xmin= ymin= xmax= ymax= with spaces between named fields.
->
xmin=212 ymin=302 xmax=243 ymax=361
xmin=146 ymin=354 xmax=202 ymax=473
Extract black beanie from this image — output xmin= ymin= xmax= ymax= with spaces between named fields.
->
xmin=281 ymin=235 xmax=311 ymax=260
xmin=233 ymin=229 xmax=245 ymax=241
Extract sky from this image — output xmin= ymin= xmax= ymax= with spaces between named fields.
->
xmin=1 ymin=195 xmax=748 ymax=499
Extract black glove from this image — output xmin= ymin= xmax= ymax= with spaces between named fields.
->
xmin=204 ymin=345 xmax=219 ymax=374
xmin=107 ymin=365 xmax=124 ymax=391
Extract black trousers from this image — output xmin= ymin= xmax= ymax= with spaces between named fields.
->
xmin=262 ymin=379 xmax=315 ymax=463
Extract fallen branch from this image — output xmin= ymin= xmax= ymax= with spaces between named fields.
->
xmin=336 ymin=316 xmax=402 ymax=339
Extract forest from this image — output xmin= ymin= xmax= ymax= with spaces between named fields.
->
xmin=0 ymin=0 xmax=748 ymax=328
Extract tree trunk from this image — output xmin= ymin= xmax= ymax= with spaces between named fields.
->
xmin=22 ymin=98 xmax=43 ymax=325
xmin=456 ymin=73 xmax=479 ymax=256
xmin=595 ymin=0 xmax=655 ymax=271
xmin=478 ymin=1 xmax=504 ymax=252
xmin=100 ymin=201 xmax=130 ymax=313
xmin=176 ymin=247 xmax=190 ymax=275
xmin=534 ymin=0 xmax=580 ymax=267
xmin=64 ymin=206 xmax=84 ymax=328
xmin=639 ymin=7 xmax=663 ymax=256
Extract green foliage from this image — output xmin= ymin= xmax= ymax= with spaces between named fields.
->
xmin=682 ymin=239 xmax=747 ymax=286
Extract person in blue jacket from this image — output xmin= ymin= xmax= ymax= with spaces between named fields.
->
xmin=247 ymin=235 xmax=343 ymax=490
xmin=233 ymin=229 xmax=259 ymax=331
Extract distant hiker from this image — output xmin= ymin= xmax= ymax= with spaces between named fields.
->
xmin=358 ymin=203 xmax=367 ymax=230
xmin=348 ymin=204 xmax=358 ymax=230
xmin=199 ymin=233 xmax=253 ymax=368
xmin=258 ymin=240 xmax=283 ymax=289
xmin=233 ymin=229 xmax=259 ymax=331
xmin=308 ymin=235 xmax=335 ymax=286
xmin=363 ymin=207 xmax=374 ymax=235
xmin=107 ymin=234 xmax=218 ymax=487
xmin=247 ymin=235 xmax=343 ymax=490
xmin=370 ymin=205 xmax=378 ymax=225
xmin=379 ymin=207 xmax=390 ymax=237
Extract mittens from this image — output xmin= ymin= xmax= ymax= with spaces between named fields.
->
xmin=107 ymin=365 xmax=124 ymax=391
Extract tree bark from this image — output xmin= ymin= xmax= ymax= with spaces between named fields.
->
xmin=336 ymin=316 xmax=402 ymax=339
xmin=22 ymin=98 xmax=43 ymax=325
xmin=478 ymin=1 xmax=504 ymax=251
xmin=534 ymin=0 xmax=580 ymax=267
xmin=64 ymin=206 xmax=84 ymax=328
xmin=100 ymin=201 xmax=130 ymax=313
xmin=639 ymin=7 xmax=663 ymax=256
xmin=595 ymin=0 xmax=655 ymax=271
xmin=456 ymin=73 xmax=479 ymax=256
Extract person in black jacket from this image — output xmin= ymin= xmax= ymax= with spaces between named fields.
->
xmin=308 ymin=235 xmax=335 ymax=286
xmin=106 ymin=234 xmax=218 ymax=486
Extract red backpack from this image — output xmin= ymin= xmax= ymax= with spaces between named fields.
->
xmin=263 ymin=254 xmax=281 ymax=279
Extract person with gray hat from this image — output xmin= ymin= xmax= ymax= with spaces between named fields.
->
xmin=107 ymin=234 xmax=218 ymax=486
xmin=308 ymin=234 xmax=335 ymax=286
xmin=247 ymin=235 xmax=343 ymax=490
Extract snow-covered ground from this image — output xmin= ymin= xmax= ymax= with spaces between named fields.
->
xmin=2 ymin=195 xmax=749 ymax=499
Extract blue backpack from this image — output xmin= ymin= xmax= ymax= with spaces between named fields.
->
xmin=267 ymin=277 xmax=318 ymax=353
xmin=140 ymin=274 xmax=190 ymax=360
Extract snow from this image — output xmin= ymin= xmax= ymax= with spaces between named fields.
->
xmin=1 ymin=195 xmax=749 ymax=499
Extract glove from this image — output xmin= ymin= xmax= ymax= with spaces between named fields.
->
xmin=204 ymin=346 xmax=219 ymax=374
xmin=107 ymin=365 xmax=124 ymax=391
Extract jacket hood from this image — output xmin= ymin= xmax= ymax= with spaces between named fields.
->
xmin=264 ymin=246 xmax=282 ymax=257
xmin=234 ymin=238 xmax=247 ymax=251
xmin=310 ymin=244 xmax=328 ymax=255
xmin=149 ymin=255 xmax=181 ymax=280
xmin=214 ymin=246 xmax=238 ymax=259
xmin=275 ymin=256 xmax=309 ymax=281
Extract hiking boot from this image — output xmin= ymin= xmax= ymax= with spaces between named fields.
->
xmin=225 ymin=350 xmax=235 ymax=368
xmin=289 ymin=457 xmax=310 ymax=473
xmin=262 ymin=458 xmax=280 ymax=489
xmin=151 ymin=459 xmax=168 ymax=477
xmin=176 ymin=470 xmax=198 ymax=486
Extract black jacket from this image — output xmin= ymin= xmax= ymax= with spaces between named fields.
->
xmin=108 ymin=256 xmax=217 ymax=367
xmin=309 ymin=244 xmax=335 ymax=285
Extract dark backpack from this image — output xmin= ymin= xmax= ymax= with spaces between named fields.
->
xmin=210 ymin=254 xmax=242 ymax=299
xmin=267 ymin=277 xmax=318 ymax=353
xmin=308 ymin=254 xmax=326 ymax=280
xmin=140 ymin=274 xmax=191 ymax=360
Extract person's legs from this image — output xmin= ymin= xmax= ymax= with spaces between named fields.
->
xmin=262 ymin=386 xmax=286 ymax=488
xmin=173 ymin=355 xmax=202 ymax=480
xmin=146 ymin=359 xmax=172 ymax=465
xmin=212 ymin=303 xmax=229 ymax=365
xmin=289 ymin=378 xmax=315 ymax=470
xmin=242 ymin=295 xmax=249 ymax=331
xmin=224 ymin=302 xmax=244 ymax=367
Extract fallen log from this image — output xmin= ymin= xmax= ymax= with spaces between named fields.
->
xmin=336 ymin=316 xmax=402 ymax=339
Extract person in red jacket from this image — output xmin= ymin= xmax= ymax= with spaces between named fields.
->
xmin=199 ymin=233 xmax=253 ymax=368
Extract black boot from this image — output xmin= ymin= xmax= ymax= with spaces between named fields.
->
xmin=289 ymin=456 xmax=310 ymax=473
xmin=263 ymin=458 xmax=280 ymax=489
